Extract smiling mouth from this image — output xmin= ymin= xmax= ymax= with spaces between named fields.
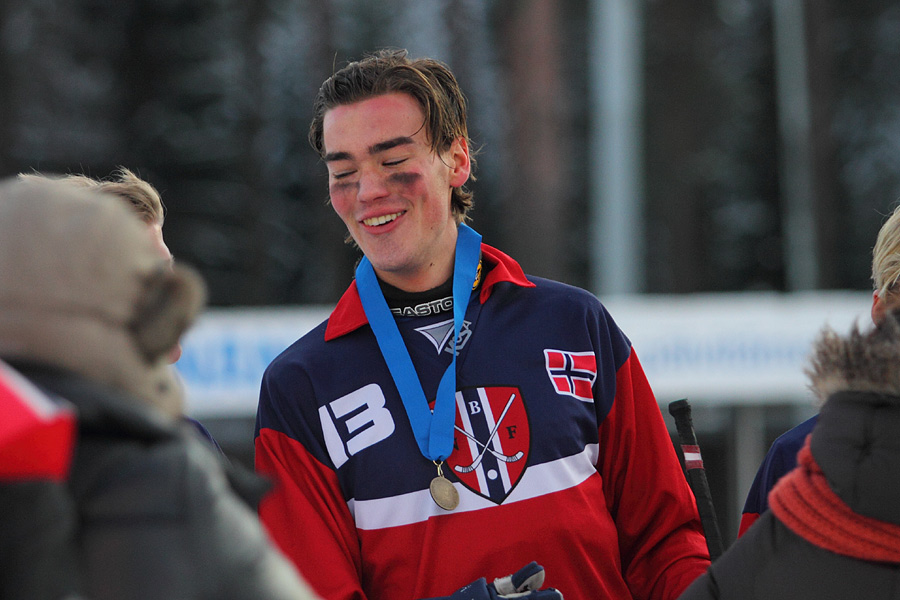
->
xmin=362 ymin=211 xmax=403 ymax=227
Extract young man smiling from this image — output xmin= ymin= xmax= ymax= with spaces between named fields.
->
xmin=322 ymin=91 xmax=469 ymax=293
xmin=255 ymin=49 xmax=710 ymax=600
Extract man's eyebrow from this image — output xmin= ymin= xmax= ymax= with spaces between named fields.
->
xmin=323 ymin=151 xmax=351 ymax=163
xmin=369 ymin=136 xmax=414 ymax=154
xmin=323 ymin=136 xmax=415 ymax=163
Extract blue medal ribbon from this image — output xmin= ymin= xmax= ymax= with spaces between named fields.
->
xmin=355 ymin=224 xmax=482 ymax=461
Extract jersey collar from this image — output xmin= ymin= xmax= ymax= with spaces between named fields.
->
xmin=324 ymin=243 xmax=534 ymax=341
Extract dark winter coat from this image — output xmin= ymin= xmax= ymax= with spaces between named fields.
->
xmin=679 ymin=316 xmax=900 ymax=600
xmin=0 ymin=478 xmax=79 ymax=599
xmin=3 ymin=362 xmax=316 ymax=600
xmin=0 ymin=178 xmax=317 ymax=599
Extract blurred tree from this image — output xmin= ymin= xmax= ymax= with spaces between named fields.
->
xmin=803 ymin=0 xmax=841 ymax=289
xmin=0 ymin=0 xmax=133 ymax=171
xmin=492 ymin=0 xmax=575 ymax=283
xmin=829 ymin=2 xmax=900 ymax=289
xmin=644 ymin=0 xmax=782 ymax=293
xmin=125 ymin=0 xmax=333 ymax=306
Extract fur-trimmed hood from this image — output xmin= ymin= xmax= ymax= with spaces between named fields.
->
xmin=0 ymin=177 xmax=206 ymax=418
xmin=805 ymin=309 xmax=900 ymax=524
xmin=805 ymin=312 xmax=900 ymax=403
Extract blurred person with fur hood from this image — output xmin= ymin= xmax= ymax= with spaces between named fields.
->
xmin=738 ymin=202 xmax=900 ymax=536
xmin=0 ymin=177 xmax=317 ymax=600
xmin=0 ymin=358 xmax=77 ymax=599
xmin=679 ymin=305 xmax=900 ymax=600
xmin=17 ymin=167 xmax=223 ymax=451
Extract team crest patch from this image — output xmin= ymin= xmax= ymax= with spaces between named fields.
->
xmin=544 ymin=349 xmax=597 ymax=402
xmin=448 ymin=386 xmax=530 ymax=504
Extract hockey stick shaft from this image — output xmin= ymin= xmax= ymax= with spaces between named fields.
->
xmin=668 ymin=398 xmax=725 ymax=561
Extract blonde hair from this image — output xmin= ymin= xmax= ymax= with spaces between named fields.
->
xmin=18 ymin=168 xmax=164 ymax=225
xmin=872 ymin=204 xmax=900 ymax=297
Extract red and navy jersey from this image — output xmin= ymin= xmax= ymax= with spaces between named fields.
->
xmin=738 ymin=415 xmax=818 ymax=537
xmin=255 ymin=244 xmax=709 ymax=600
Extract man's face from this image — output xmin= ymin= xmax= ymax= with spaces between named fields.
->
xmin=147 ymin=221 xmax=173 ymax=264
xmin=322 ymin=92 xmax=470 ymax=292
xmin=147 ymin=221 xmax=182 ymax=364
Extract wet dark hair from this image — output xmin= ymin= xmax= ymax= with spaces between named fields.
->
xmin=309 ymin=49 xmax=475 ymax=223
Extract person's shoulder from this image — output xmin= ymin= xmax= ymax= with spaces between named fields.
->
xmin=754 ymin=414 xmax=819 ymax=491
xmin=689 ymin=512 xmax=781 ymax=600
xmin=495 ymin=275 xmax=630 ymax=342
xmin=517 ymin=274 xmax=602 ymax=306
xmin=263 ymin=318 xmax=330 ymax=374
xmin=769 ymin=414 xmax=818 ymax=454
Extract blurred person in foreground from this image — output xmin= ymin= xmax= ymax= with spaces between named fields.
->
xmin=738 ymin=202 xmax=900 ymax=536
xmin=0 ymin=357 xmax=78 ymax=599
xmin=254 ymin=48 xmax=709 ymax=600
xmin=0 ymin=177 xmax=317 ymax=600
xmin=18 ymin=167 xmax=222 ymax=450
xmin=680 ymin=306 xmax=900 ymax=599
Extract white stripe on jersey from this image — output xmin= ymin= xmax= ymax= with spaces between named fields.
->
xmin=348 ymin=443 xmax=600 ymax=530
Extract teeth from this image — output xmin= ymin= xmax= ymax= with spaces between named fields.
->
xmin=363 ymin=212 xmax=401 ymax=227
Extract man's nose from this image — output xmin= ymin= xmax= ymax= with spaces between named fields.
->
xmin=357 ymin=169 xmax=389 ymax=202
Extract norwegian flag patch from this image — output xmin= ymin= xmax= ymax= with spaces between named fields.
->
xmin=544 ymin=349 xmax=597 ymax=402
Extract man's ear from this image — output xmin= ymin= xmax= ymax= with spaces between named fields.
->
xmin=448 ymin=137 xmax=471 ymax=188
xmin=873 ymin=290 xmax=883 ymax=324
xmin=129 ymin=265 xmax=206 ymax=363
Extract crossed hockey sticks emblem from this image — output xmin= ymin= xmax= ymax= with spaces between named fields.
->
xmin=453 ymin=393 xmax=524 ymax=473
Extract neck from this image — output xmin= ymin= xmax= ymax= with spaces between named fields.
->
xmin=374 ymin=225 xmax=459 ymax=293
xmin=374 ymin=262 xmax=453 ymax=293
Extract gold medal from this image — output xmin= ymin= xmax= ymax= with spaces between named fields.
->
xmin=429 ymin=461 xmax=459 ymax=511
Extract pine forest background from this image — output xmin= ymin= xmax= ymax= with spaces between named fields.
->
xmin=3 ymin=1 xmax=900 ymax=305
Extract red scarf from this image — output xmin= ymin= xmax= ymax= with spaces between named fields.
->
xmin=770 ymin=437 xmax=900 ymax=563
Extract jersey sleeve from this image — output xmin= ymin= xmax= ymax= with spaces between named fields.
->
xmin=255 ymin=359 xmax=367 ymax=600
xmin=737 ymin=512 xmax=760 ymax=538
xmin=595 ymin=343 xmax=710 ymax=600
xmin=738 ymin=415 xmax=818 ymax=537
xmin=737 ymin=462 xmax=767 ymax=537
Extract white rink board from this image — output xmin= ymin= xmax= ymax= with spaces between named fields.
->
xmin=176 ymin=292 xmax=872 ymax=417
xmin=604 ymin=291 xmax=871 ymax=406
xmin=176 ymin=306 xmax=333 ymax=417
